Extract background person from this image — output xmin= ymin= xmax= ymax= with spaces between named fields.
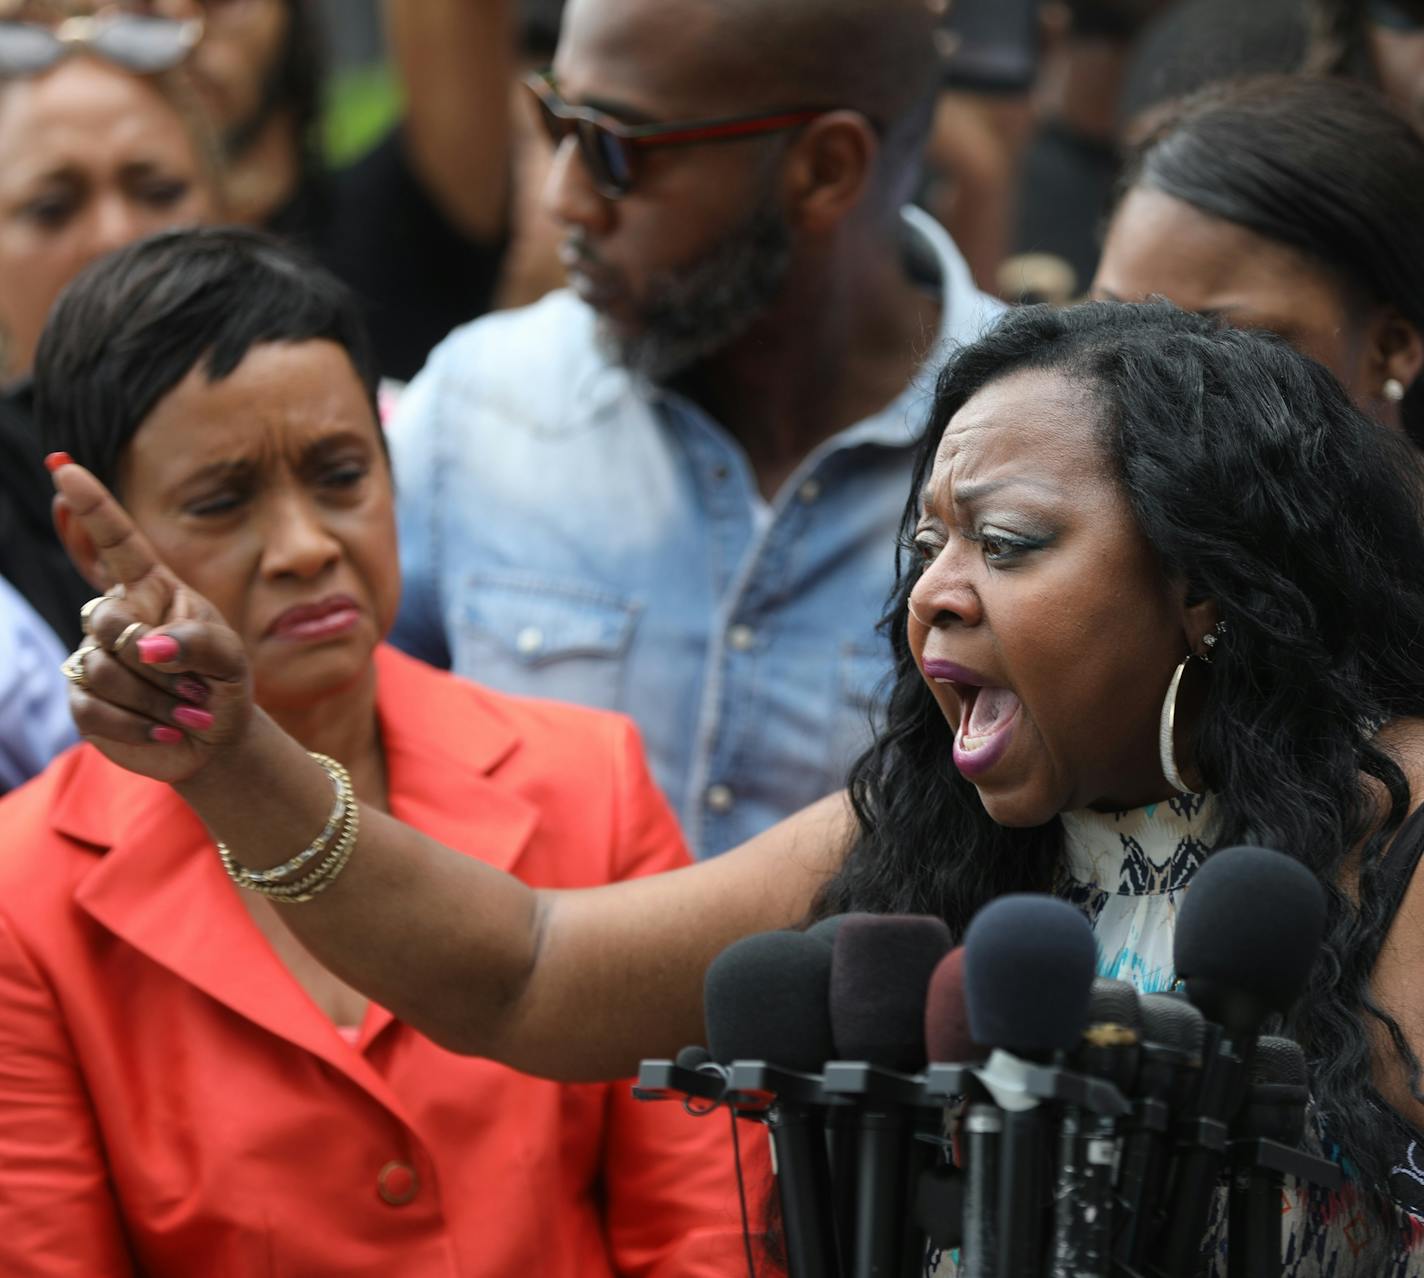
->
xmin=0 ymin=227 xmax=759 ymax=1277
xmin=389 ymin=0 xmax=1001 ymax=859
xmin=0 ymin=40 xmax=221 ymax=658
xmin=50 ymin=299 xmax=1424 ymax=1271
xmin=127 ymin=0 xmax=517 ymax=381
xmin=1092 ymin=74 xmax=1424 ymax=444
xmin=1310 ymin=0 xmax=1424 ymax=126
xmin=0 ymin=574 xmax=74 ymax=793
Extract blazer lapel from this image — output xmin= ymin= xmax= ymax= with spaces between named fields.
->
xmin=64 ymin=752 xmax=423 ymax=1128
xmin=63 ymin=648 xmax=542 ymax=1086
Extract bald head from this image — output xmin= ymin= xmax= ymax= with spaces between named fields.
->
xmin=708 ymin=0 xmax=940 ymax=132
xmin=561 ymin=0 xmax=940 ymax=150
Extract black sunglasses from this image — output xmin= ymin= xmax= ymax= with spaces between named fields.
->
xmin=523 ymin=71 xmax=837 ymax=199
xmin=0 ymin=13 xmax=202 ymax=77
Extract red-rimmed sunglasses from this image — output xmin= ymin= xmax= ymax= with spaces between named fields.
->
xmin=523 ymin=71 xmax=832 ymax=199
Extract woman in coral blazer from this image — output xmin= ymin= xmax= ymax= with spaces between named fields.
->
xmin=0 ymin=229 xmax=762 ymax=1277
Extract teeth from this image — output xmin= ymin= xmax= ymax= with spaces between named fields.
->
xmin=933 ymin=678 xmax=952 ymax=684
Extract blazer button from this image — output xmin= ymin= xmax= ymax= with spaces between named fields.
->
xmin=377 ymin=1160 xmax=420 ymax=1206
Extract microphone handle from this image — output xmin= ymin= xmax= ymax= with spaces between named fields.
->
xmin=827 ymin=1105 xmax=862 ymax=1263
xmin=1151 ymin=1036 xmax=1246 ymax=1278
xmin=1049 ymin=1106 xmax=1115 ymax=1278
xmin=998 ymin=1105 xmax=1048 ymax=1278
xmin=767 ymin=1101 xmax=842 ymax=1278
xmin=853 ymin=1106 xmax=909 ymax=1278
xmin=961 ymin=1103 xmax=1003 ymax=1278
xmin=1113 ymin=1092 xmax=1175 ymax=1268
xmin=898 ymin=1112 xmax=940 ymax=1278
xmin=1226 ymin=1164 xmax=1282 ymax=1278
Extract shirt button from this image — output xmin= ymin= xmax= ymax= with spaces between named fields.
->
xmin=515 ymin=626 xmax=544 ymax=655
xmin=727 ymin=624 xmax=756 ymax=652
xmin=797 ymin=478 xmax=822 ymax=504
xmin=377 ymin=1160 xmax=419 ymax=1206
xmin=706 ymin=784 xmax=735 ymax=814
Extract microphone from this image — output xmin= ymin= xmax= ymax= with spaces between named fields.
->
xmin=962 ymin=895 xmax=1099 ymax=1278
xmin=1226 ymin=1036 xmax=1308 ymax=1278
xmin=1112 ymin=993 xmax=1206 ymax=1270
xmin=925 ymin=946 xmax=977 ymax=1070
xmin=704 ymin=929 xmax=842 ymax=1278
xmin=918 ymin=947 xmax=977 ymax=1253
xmin=1049 ymin=978 xmax=1141 ymax=1278
xmin=1150 ymin=847 xmax=1327 ymax=1278
xmin=826 ymin=914 xmax=953 ymax=1278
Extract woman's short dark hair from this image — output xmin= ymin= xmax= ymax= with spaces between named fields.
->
xmin=1119 ymin=73 xmax=1424 ymax=447
xmin=34 ymin=226 xmax=380 ymax=493
xmin=819 ymin=299 xmax=1424 ymax=1255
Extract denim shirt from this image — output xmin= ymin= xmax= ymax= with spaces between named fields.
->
xmin=389 ymin=206 xmax=1002 ymax=858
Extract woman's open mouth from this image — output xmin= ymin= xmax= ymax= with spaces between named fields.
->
xmin=950 ymin=683 xmax=1023 ymax=779
xmin=922 ymin=658 xmax=1023 ymax=780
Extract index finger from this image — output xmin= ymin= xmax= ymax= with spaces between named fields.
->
xmin=50 ymin=459 xmax=167 ymax=591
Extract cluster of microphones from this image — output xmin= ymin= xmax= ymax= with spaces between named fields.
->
xmin=635 ymin=846 xmax=1344 ymax=1278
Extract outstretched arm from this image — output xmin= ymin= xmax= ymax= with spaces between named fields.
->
xmin=386 ymin=0 xmax=515 ymax=243
xmin=52 ymin=461 xmax=848 ymax=1080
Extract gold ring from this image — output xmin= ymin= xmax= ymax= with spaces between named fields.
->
xmin=111 ymin=621 xmax=145 ymax=655
xmin=79 ymin=596 xmax=108 ymax=632
xmin=60 ymin=642 xmax=100 ymax=690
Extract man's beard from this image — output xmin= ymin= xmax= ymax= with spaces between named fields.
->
xmin=596 ymin=199 xmax=794 ymax=384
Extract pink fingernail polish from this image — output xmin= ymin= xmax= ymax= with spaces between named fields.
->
xmin=174 ymin=677 xmax=209 ymax=704
xmin=173 ymin=706 xmax=214 ymax=731
xmin=150 ymin=725 xmax=184 ymax=744
xmin=137 ymin=635 xmax=179 ymax=664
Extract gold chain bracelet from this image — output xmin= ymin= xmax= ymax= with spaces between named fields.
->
xmin=217 ymin=753 xmax=360 ymax=902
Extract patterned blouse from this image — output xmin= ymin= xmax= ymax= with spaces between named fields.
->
xmin=927 ymin=795 xmax=1424 ymax=1277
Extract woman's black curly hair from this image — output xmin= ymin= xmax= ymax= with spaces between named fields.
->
xmin=815 ymin=299 xmax=1424 ymax=1252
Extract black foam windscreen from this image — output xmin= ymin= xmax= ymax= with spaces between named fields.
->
xmin=704 ymin=929 xmax=836 ymax=1072
xmin=1251 ymin=1035 xmax=1308 ymax=1088
xmin=829 ymin=914 xmax=953 ymax=1069
xmin=925 ymin=947 xmax=977 ymax=1063
xmin=963 ymin=894 xmax=1098 ymax=1055
xmin=1139 ymin=993 xmax=1206 ymax=1058
xmin=805 ymin=913 xmax=853 ymax=949
xmin=1086 ymin=977 xmax=1141 ymax=1030
xmin=676 ymin=1044 xmax=713 ymax=1070
xmin=1173 ymin=846 xmax=1327 ymax=1020
xmin=1243 ymin=1035 xmax=1309 ymax=1144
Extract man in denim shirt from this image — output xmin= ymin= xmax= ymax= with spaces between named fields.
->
xmin=390 ymin=0 xmax=1002 ymax=858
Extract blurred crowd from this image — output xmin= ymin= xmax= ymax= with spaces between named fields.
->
xmin=3 ymin=0 xmax=1424 ymax=1273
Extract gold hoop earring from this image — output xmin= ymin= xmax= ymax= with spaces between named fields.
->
xmin=1158 ymin=657 xmax=1197 ymax=796
xmin=1159 ymin=621 xmax=1225 ymax=794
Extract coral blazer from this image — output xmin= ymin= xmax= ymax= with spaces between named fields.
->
xmin=0 ymin=646 xmax=764 ymax=1277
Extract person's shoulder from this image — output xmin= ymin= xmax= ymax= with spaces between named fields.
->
xmin=390 ymin=289 xmax=631 ymax=452
xmin=422 ymin=288 xmax=606 ymax=387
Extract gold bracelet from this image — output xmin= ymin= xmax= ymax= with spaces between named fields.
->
xmin=220 ymin=753 xmax=349 ymax=887
xmin=217 ymin=753 xmax=359 ymax=901
xmin=265 ymin=802 xmax=360 ymax=905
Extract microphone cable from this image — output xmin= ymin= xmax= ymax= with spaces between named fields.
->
xmin=675 ymin=1048 xmax=760 ymax=1278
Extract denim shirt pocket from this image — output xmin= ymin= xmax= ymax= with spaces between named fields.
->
xmin=831 ymin=641 xmax=894 ymax=781
xmin=452 ymin=573 xmax=642 ymax=712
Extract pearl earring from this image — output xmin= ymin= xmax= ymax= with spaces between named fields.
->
xmin=1384 ymin=377 xmax=1406 ymax=403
